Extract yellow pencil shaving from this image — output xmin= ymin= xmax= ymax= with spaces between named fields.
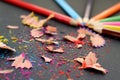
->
xmin=103 ymin=25 xmax=120 ymax=32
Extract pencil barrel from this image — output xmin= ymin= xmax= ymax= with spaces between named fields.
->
xmin=102 ymin=29 xmax=120 ymax=38
xmin=3 ymin=0 xmax=79 ymax=26
xmin=100 ymin=16 xmax=120 ymax=22
xmin=91 ymin=2 xmax=120 ymax=21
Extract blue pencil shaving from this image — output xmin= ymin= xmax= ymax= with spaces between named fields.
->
xmin=55 ymin=0 xmax=83 ymax=25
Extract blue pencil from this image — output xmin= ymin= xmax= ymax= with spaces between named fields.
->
xmin=55 ymin=0 xmax=83 ymax=24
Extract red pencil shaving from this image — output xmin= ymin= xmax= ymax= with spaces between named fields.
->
xmin=74 ymin=52 xmax=108 ymax=74
xmin=77 ymin=28 xmax=105 ymax=47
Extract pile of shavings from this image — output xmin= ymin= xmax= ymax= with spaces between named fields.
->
xmin=0 ymin=12 xmax=108 ymax=78
xmin=63 ymin=28 xmax=105 ymax=48
xmin=30 ymin=25 xmax=63 ymax=53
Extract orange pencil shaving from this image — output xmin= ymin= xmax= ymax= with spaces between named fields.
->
xmin=90 ymin=2 xmax=120 ymax=22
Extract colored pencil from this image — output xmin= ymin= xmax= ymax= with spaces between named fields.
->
xmin=83 ymin=0 xmax=93 ymax=24
xmin=102 ymin=22 xmax=120 ymax=26
xmin=3 ymin=0 xmax=81 ymax=26
xmin=87 ymin=22 xmax=120 ymax=38
xmin=54 ymin=0 xmax=83 ymax=24
xmin=100 ymin=16 xmax=120 ymax=22
xmin=89 ymin=2 xmax=120 ymax=23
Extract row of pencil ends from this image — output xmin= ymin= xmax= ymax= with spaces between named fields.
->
xmin=80 ymin=15 xmax=120 ymax=38
xmin=55 ymin=0 xmax=120 ymax=38
xmin=86 ymin=17 xmax=120 ymax=39
xmin=2 ymin=0 xmax=120 ymax=38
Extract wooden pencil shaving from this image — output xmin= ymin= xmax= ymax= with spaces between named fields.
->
xmin=0 ymin=42 xmax=16 ymax=52
xmin=35 ymin=38 xmax=59 ymax=45
xmin=90 ymin=34 xmax=105 ymax=47
xmin=77 ymin=28 xmax=105 ymax=47
xmin=46 ymin=45 xmax=64 ymax=53
xmin=74 ymin=52 xmax=107 ymax=74
xmin=7 ymin=53 xmax=32 ymax=69
xmin=6 ymin=25 xmax=19 ymax=29
xmin=63 ymin=35 xmax=84 ymax=47
xmin=63 ymin=35 xmax=78 ymax=42
xmin=30 ymin=29 xmax=44 ymax=38
xmin=21 ymin=12 xmax=54 ymax=29
xmin=45 ymin=25 xmax=57 ymax=35
xmin=0 ymin=69 xmax=14 ymax=74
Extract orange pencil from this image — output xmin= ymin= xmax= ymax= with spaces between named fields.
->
xmin=89 ymin=2 xmax=120 ymax=22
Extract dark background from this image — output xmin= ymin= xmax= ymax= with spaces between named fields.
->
xmin=0 ymin=0 xmax=120 ymax=80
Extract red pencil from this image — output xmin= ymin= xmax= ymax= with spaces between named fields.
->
xmin=3 ymin=0 xmax=80 ymax=26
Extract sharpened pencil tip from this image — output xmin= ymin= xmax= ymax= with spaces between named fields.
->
xmin=76 ymin=18 xmax=85 ymax=26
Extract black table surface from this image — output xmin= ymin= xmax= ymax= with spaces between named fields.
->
xmin=0 ymin=0 xmax=120 ymax=80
